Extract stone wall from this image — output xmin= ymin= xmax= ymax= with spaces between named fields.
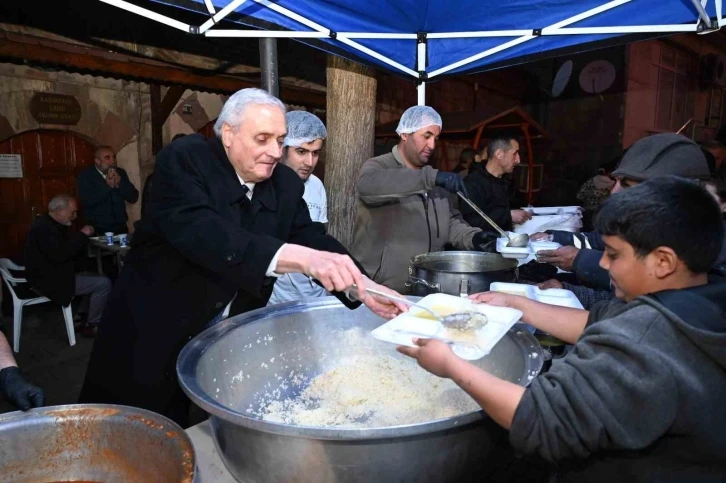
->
xmin=0 ymin=62 xmax=151 ymax=229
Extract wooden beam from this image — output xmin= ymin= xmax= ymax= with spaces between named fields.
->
xmin=151 ymin=84 xmax=186 ymax=154
xmin=0 ymin=36 xmax=326 ymax=108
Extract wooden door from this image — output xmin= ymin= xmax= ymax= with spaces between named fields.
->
xmin=0 ymin=130 xmax=96 ymax=260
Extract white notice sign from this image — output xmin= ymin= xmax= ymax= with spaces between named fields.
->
xmin=0 ymin=154 xmax=22 ymax=178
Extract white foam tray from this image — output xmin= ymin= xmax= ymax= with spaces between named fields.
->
xmin=496 ymin=236 xmax=561 ymax=260
xmin=489 ymin=282 xmax=584 ymax=310
xmin=519 ymin=206 xmax=582 ymax=215
xmin=371 ymin=293 xmax=523 ymax=360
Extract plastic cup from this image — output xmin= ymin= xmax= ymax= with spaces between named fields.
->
xmin=105 ymin=232 xmax=114 ymax=245
xmin=118 ymin=234 xmax=128 ymax=247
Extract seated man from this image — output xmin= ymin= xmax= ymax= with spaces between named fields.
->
xmin=400 ymin=176 xmax=726 ymax=482
xmin=0 ymin=331 xmax=43 ymax=411
xmin=25 ymin=195 xmax=112 ymax=337
xmin=268 ymin=111 xmax=330 ymax=305
xmin=77 ymin=145 xmax=139 ymax=234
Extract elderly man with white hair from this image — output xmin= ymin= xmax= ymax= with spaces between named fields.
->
xmin=351 ymin=106 xmax=490 ymax=293
xmin=79 ymin=89 xmax=406 ymax=425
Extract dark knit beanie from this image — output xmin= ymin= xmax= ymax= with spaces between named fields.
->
xmin=612 ymin=133 xmax=710 ymax=181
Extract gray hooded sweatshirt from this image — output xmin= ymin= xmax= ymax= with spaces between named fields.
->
xmin=510 ymin=277 xmax=726 ymax=482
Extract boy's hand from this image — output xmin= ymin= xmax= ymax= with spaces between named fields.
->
xmin=397 ymin=338 xmax=456 ymax=378
xmin=468 ymin=291 xmax=512 ymax=307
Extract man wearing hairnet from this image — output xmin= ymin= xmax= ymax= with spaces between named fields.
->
xmin=268 ymin=111 xmax=329 ymax=305
xmin=351 ymin=106 xmax=491 ymax=293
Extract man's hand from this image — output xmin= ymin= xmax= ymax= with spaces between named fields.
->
xmin=276 ymin=245 xmax=365 ymax=293
xmin=80 ymin=225 xmax=95 ymax=236
xmin=529 ymin=232 xmax=552 ymax=242
xmin=435 ymin=172 xmax=468 ymax=196
xmin=356 ymin=279 xmax=408 ymax=319
xmin=306 ymin=252 xmax=364 ymax=293
xmin=538 ymin=279 xmax=564 ymax=290
xmin=0 ymin=367 xmax=44 ymax=411
xmin=106 ymin=169 xmax=121 ymax=188
xmin=397 ymin=338 xmax=457 ymax=378
xmin=510 ymin=209 xmax=533 ymax=225
xmin=535 ymin=246 xmax=580 ymax=271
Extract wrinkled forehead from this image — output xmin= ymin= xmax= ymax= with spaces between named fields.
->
xmin=244 ymin=104 xmax=287 ymax=136
xmin=413 ymin=124 xmax=441 ymax=137
xmin=97 ymin=149 xmax=115 ymax=159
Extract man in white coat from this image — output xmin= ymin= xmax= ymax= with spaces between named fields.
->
xmin=268 ymin=111 xmax=330 ymax=305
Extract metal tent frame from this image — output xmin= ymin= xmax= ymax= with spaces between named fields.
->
xmin=98 ymin=0 xmax=722 ymax=105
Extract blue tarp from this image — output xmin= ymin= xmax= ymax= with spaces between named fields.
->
xmin=150 ymin=0 xmax=714 ymax=78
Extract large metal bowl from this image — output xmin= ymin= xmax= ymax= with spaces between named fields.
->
xmin=0 ymin=404 xmax=196 ymax=483
xmin=178 ymin=297 xmax=543 ymax=483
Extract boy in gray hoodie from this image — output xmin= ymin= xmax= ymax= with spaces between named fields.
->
xmin=399 ymin=176 xmax=726 ymax=482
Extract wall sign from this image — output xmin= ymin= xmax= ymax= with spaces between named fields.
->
xmin=29 ymin=92 xmax=82 ymax=125
xmin=0 ymin=154 xmax=23 ymax=178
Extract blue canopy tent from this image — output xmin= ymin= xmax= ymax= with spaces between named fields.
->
xmin=97 ymin=0 xmax=723 ymax=104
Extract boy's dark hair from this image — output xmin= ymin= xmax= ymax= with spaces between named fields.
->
xmin=594 ymin=176 xmax=724 ymax=274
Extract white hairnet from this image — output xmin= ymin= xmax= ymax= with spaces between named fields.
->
xmin=395 ymin=105 xmax=442 ymax=135
xmin=283 ymin=111 xmax=327 ymax=147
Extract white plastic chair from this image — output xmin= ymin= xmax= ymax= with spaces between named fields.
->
xmin=0 ymin=258 xmax=76 ymax=353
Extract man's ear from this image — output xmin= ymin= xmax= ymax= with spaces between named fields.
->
xmin=221 ymin=123 xmax=234 ymax=148
xmin=400 ymin=133 xmax=409 ymax=143
xmin=651 ymin=246 xmax=679 ymax=279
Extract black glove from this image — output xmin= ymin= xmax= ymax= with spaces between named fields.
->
xmin=472 ymin=231 xmax=499 ymax=253
xmin=435 ymin=172 xmax=468 ymax=196
xmin=0 ymin=366 xmax=44 ymax=411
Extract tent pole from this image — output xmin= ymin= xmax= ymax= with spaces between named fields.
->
xmin=417 ymin=33 xmax=427 ymax=105
xmin=522 ymin=123 xmax=534 ymax=205
xmin=690 ymin=0 xmax=714 ymax=28
xmin=260 ymin=38 xmax=279 ymax=97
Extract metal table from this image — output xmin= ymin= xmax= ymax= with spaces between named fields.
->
xmin=88 ymin=238 xmax=130 ymax=275
xmin=186 ymin=419 xmax=238 ymax=483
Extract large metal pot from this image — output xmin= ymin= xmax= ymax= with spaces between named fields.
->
xmin=408 ymin=251 xmax=518 ymax=296
xmin=0 ymin=404 xmax=196 ymax=483
xmin=177 ymin=297 xmax=543 ymax=483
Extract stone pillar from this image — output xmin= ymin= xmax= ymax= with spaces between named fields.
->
xmin=325 ymin=55 xmax=377 ymax=248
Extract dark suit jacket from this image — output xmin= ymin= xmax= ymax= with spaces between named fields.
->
xmin=77 ymin=165 xmax=139 ymax=233
xmin=24 ymin=215 xmax=88 ymax=306
xmin=80 ymin=134 xmax=362 ymax=421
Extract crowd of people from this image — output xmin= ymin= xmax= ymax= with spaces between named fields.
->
xmin=1 ymin=86 xmax=725 ymax=481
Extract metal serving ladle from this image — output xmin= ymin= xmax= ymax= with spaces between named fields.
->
xmin=456 ymin=191 xmax=530 ymax=248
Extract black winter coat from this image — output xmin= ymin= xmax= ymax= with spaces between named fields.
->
xmin=461 ymin=167 xmax=515 ymax=231
xmin=79 ymin=134 xmax=362 ymax=422
xmin=24 ymin=215 xmax=88 ymax=306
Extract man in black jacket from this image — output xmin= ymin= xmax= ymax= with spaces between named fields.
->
xmin=461 ymin=137 xmax=532 ymax=233
xmin=534 ymin=134 xmax=721 ymax=307
xmin=77 ymin=146 xmax=139 ymax=234
xmin=79 ymin=88 xmax=405 ymax=426
xmin=24 ymin=195 xmax=112 ymax=333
